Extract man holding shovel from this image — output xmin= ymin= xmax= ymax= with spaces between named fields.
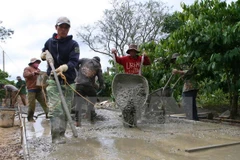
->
xmin=0 ymin=84 xmax=18 ymax=108
xmin=171 ymin=53 xmax=199 ymax=121
xmin=41 ymin=16 xmax=80 ymax=144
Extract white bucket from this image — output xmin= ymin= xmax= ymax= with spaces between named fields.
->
xmin=0 ymin=108 xmax=15 ymax=128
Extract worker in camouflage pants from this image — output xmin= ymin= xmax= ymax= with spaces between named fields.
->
xmin=41 ymin=16 xmax=80 ymax=144
xmin=46 ymin=79 xmax=75 ymax=144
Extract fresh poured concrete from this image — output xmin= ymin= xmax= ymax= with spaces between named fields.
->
xmin=24 ymin=109 xmax=240 ymax=160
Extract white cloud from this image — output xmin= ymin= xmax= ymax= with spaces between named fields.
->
xmin=0 ymin=0 xmax=112 ymax=82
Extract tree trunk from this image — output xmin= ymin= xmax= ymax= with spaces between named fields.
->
xmin=230 ymin=91 xmax=238 ymax=119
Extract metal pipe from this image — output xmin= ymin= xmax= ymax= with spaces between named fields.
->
xmin=18 ymin=105 xmax=30 ymax=160
xmin=46 ymin=51 xmax=78 ymax=138
xmin=185 ymin=141 xmax=240 ymax=152
xmin=112 ymin=52 xmax=118 ymax=73
xmin=139 ymin=54 xmax=144 ymax=75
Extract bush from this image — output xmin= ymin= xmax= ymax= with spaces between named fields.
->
xmin=197 ymin=89 xmax=229 ymax=109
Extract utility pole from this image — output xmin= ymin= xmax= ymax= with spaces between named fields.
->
xmin=0 ymin=45 xmax=5 ymax=72
xmin=3 ymin=50 xmax=5 ymax=72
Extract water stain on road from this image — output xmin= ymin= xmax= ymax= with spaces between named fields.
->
xmin=24 ymin=109 xmax=240 ymax=160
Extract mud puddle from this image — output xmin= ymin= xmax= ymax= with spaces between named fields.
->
xmin=24 ymin=109 xmax=240 ymax=160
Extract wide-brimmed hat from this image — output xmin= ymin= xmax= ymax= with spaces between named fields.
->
xmin=171 ymin=53 xmax=179 ymax=59
xmin=56 ymin=16 xmax=71 ymax=26
xmin=28 ymin=58 xmax=41 ymax=65
xmin=126 ymin=44 xmax=140 ymax=54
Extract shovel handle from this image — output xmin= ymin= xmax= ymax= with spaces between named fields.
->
xmin=112 ymin=52 xmax=118 ymax=74
xmin=139 ymin=54 xmax=144 ymax=75
xmin=172 ymin=76 xmax=182 ymax=89
xmin=163 ymin=74 xmax=173 ymax=90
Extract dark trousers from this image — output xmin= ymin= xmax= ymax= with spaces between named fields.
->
xmin=27 ymin=90 xmax=48 ymax=120
xmin=182 ymin=89 xmax=199 ymax=121
xmin=74 ymin=84 xmax=97 ymax=123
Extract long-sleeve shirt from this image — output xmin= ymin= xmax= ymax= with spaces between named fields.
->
xmin=114 ymin=53 xmax=151 ymax=74
xmin=23 ymin=66 xmax=41 ymax=90
xmin=16 ymin=80 xmax=27 ymax=94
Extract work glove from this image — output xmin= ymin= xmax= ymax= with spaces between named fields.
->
xmin=172 ymin=69 xmax=178 ymax=75
xmin=41 ymin=50 xmax=53 ymax=63
xmin=44 ymin=50 xmax=54 ymax=64
xmin=41 ymin=51 xmax=48 ymax=60
xmin=55 ymin=64 xmax=68 ymax=75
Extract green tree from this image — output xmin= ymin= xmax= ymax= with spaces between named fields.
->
xmin=159 ymin=0 xmax=240 ymax=118
xmin=76 ymin=0 xmax=170 ymax=57
xmin=0 ymin=69 xmax=14 ymax=101
xmin=0 ymin=21 xmax=14 ymax=42
xmin=0 ymin=21 xmax=14 ymax=101
xmin=162 ymin=11 xmax=185 ymax=34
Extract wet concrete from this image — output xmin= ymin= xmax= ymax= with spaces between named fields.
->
xmin=24 ymin=109 xmax=240 ymax=160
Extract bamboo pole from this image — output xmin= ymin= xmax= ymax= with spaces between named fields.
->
xmin=18 ymin=105 xmax=30 ymax=160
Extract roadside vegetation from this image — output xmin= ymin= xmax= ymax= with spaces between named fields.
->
xmin=79 ymin=0 xmax=240 ymax=119
xmin=1 ymin=0 xmax=240 ymax=119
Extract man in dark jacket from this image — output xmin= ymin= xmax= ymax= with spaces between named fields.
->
xmin=41 ymin=16 xmax=80 ymax=144
xmin=74 ymin=56 xmax=105 ymax=127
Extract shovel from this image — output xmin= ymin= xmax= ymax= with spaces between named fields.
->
xmin=46 ymin=51 xmax=78 ymax=138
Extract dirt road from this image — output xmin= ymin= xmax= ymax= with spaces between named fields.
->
xmin=0 ymin=118 xmax=23 ymax=160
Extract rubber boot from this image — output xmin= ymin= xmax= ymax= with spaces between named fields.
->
xmin=45 ymin=108 xmax=49 ymax=119
xmin=87 ymin=102 xmax=97 ymax=123
xmin=27 ymin=111 xmax=35 ymax=122
xmin=51 ymin=117 xmax=66 ymax=144
xmin=75 ymin=96 xmax=82 ymax=127
xmin=46 ymin=113 xmax=49 ymax=119
xmin=91 ymin=110 xmax=97 ymax=122
xmin=75 ymin=111 xmax=81 ymax=127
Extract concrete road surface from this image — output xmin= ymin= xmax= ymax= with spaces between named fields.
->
xmin=23 ymin=109 xmax=240 ymax=160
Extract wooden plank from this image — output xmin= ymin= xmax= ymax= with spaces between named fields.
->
xmin=214 ymin=118 xmax=240 ymax=123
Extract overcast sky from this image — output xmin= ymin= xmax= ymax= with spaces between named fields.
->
xmin=0 ymin=0 xmax=235 ymax=82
